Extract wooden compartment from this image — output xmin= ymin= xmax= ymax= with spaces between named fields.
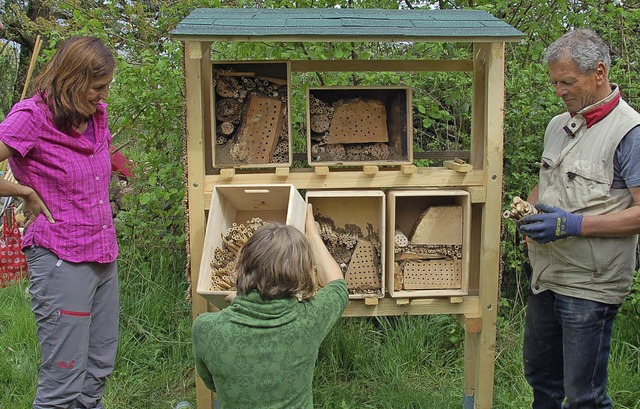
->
xmin=197 ymin=184 xmax=306 ymax=309
xmin=386 ymin=189 xmax=470 ymax=298
xmin=305 ymin=190 xmax=385 ymax=299
xmin=307 ymin=86 xmax=413 ymax=166
xmin=212 ymin=61 xmax=291 ymax=168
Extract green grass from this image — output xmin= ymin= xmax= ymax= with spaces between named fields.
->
xmin=0 ymin=245 xmax=196 ymax=409
xmin=0 ymin=280 xmax=39 ymax=408
xmin=2 ymin=247 xmax=640 ymax=408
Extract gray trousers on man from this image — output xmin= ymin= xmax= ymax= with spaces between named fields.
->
xmin=26 ymin=246 xmax=119 ymax=409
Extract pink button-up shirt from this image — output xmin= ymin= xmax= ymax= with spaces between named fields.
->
xmin=0 ymin=94 xmax=118 ymax=263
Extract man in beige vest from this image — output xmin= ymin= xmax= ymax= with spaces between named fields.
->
xmin=519 ymin=29 xmax=640 ymax=409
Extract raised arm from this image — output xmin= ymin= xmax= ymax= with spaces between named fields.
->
xmin=305 ymin=204 xmax=343 ymax=285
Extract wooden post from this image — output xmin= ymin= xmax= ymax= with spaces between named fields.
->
xmin=466 ymin=41 xmax=506 ymax=409
xmin=184 ymin=40 xmax=215 ymax=409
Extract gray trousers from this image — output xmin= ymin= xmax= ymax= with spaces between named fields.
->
xmin=26 ymin=246 xmax=119 ymax=409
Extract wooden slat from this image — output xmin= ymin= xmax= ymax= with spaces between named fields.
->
xmin=201 ymin=168 xmax=485 ymax=209
xmin=342 ymin=295 xmax=480 ymax=317
xmin=290 ymin=59 xmax=472 ymax=73
xmin=184 ymin=40 xmax=215 ymax=409
xmin=472 ymin=41 xmax=505 ymax=409
xmin=291 ymin=150 xmax=470 ymax=162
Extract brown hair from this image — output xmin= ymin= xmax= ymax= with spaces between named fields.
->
xmin=32 ymin=36 xmax=115 ymax=132
xmin=235 ymin=223 xmax=317 ymax=301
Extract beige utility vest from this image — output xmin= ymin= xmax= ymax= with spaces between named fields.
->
xmin=529 ymin=90 xmax=640 ymax=304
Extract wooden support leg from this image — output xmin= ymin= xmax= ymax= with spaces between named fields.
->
xmin=463 ymin=330 xmax=479 ymax=408
xmin=460 ymin=313 xmax=482 ymax=408
xmin=196 ymin=375 xmax=215 ymax=409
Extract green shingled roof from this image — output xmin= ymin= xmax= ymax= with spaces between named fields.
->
xmin=170 ymin=8 xmax=524 ymax=42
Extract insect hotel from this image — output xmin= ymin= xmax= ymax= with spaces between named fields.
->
xmin=171 ymin=8 xmax=523 ymax=409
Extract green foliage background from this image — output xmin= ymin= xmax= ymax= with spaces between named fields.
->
xmin=1 ymin=0 xmax=639 ymax=407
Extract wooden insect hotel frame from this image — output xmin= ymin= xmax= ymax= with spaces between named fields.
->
xmin=171 ymin=8 xmax=523 ymax=409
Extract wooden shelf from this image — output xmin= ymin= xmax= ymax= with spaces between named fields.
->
xmin=201 ymin=168 xmax=486 ymax=209
xmin=343 ymin=295 xmax=480 ymax=317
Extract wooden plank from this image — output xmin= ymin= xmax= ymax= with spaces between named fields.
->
xmin=184 ymin=40 xmax=215 ymax=409
xmin=362 ymin=165 xmax=379 ymax=175
xmin=290 ymin=59 xmax=473 ymax=73
xmin=444 ymin=159 xmax=473 ymax=173
xmin=464 ymin=314 xmax=482 ymax=333
xmin=364 ymin=297 xmax=379 ymax=306
xmin=410 ymin=205 xmax=463 ymax=245
xmin=219 ymin=168 xmax=235 ymax=179
xmin=402 ymin=259 xmax=463 ymax=290
xmin=292 ymin=150 xmax=470 ymax=162
xmin=466 ymin=186 xmax=487 ymax=203
xmin=473 ymin=41 xmax=505 ymax=409
xmin=464 ymin=330 xmax=480 ymax=407
xmin=468 ymin=205 xmax=483 ymax=292
xmin=401 ymin=164 xmax=417 ymax=174
xmin=202 ymin=169 xmax=486 ymax=205
xmin=342 ymin=295 xmax=480 ymax=316
xmin=313 ymin=166 xmax=330 ymax=176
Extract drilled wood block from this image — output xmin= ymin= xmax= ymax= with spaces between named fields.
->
xmin=327 ymin=99 xmax=388 ymax=144
xmin=235 ymin=94 xmax=284 ymax=164
xmin=345 ymin=239 xmax=380 ymax=290
xmin=403 ymin=259 xmax=462 ymax=290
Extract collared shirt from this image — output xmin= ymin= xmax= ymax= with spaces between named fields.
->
xmin=0 ymin=94 xmax=118 ymax=263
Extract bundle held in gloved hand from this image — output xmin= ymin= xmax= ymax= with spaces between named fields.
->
xmin=503 ymin=196 xmax=538 ymax=223
xmin=518 ymin=204 xmax=583 ymax=244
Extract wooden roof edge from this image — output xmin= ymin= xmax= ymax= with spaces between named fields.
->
xmin=171 ymin=34 xmax=523 ymax=43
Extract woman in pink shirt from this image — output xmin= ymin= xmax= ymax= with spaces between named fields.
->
xmin=0 ymin=36 xmax=118 ymax=409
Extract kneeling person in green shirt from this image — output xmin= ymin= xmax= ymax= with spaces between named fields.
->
xmin=192 ymin=204 xmax=349 ymax=409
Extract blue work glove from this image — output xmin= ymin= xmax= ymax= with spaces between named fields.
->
xmin=518 ymin=204 xmax=583 ymax=244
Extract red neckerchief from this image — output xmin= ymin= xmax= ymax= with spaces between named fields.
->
xmin=573 ymin=88 xmax=621 ymax=128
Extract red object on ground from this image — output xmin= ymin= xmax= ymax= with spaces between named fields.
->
xmin=0 ymin=207 xmax=28 ymax=288
xmin=110 ymin=147 xmax=135 ymax=179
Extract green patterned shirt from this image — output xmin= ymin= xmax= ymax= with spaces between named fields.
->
xmin=193 ymin=279 xmax=348 ymax=409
